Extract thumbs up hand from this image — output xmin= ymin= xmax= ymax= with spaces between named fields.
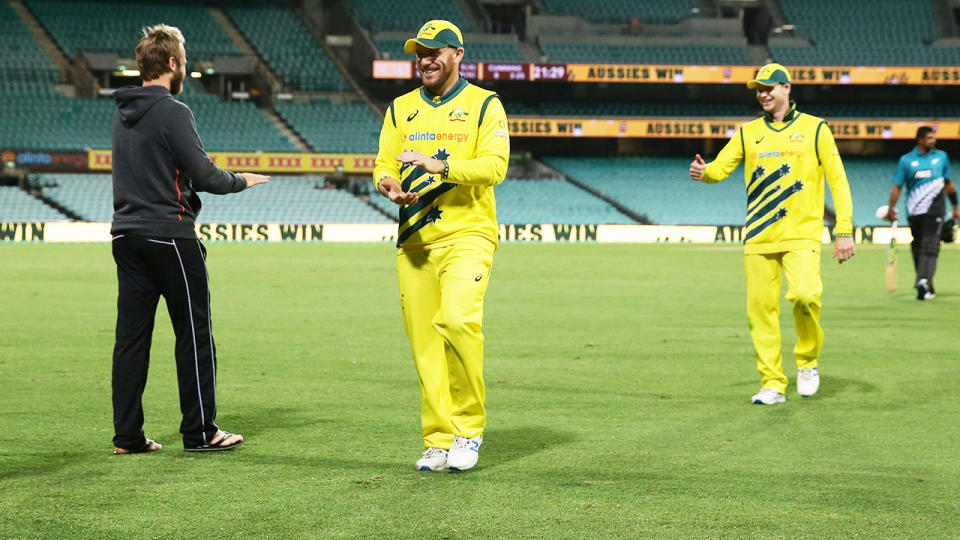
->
xmin=689 ymin=154 xmax=707 ymax=181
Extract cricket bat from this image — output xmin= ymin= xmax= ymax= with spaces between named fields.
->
xmin=886 ymin=219 xmax=898 ymax=292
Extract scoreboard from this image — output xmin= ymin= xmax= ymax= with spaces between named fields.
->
xmin=372 ymin=61 xmax=960 ymax=85
xmin=373 ymin=60 xmax=568 ymax=81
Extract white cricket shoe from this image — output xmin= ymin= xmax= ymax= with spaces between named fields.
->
xmin=447 ymin=436 xmax=482 ymax=471
xmin=797 ymin=367 xmax=820 ymax=397
xmin=916 ymin=279 xmax=935 ymax=300
xmin=751 ymin=388 xmax=786 ymax=405
xmin=415 ymin=448 xmax=448 ymax=471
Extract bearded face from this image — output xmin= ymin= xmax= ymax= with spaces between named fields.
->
xmin=170 ymin=65 xmax=184 ymax=95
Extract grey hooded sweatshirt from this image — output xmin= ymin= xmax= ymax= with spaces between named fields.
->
xmin=111 ymin=85 xmax=246 ymax=238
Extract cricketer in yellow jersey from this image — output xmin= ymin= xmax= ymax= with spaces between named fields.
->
xmin=373 ymin=20 xmax=509 ymax=471
xmin=689 ymin=63 xmax=856 ymax=405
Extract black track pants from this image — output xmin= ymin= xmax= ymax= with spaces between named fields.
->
xmin=111 ymin=234 xmax=220 ymax=449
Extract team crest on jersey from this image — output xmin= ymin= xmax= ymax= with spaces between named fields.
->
xmin=790 ymin=131 xmax=805 ymax=143
xmin=448 ymin=108 xmax=469 ymax=122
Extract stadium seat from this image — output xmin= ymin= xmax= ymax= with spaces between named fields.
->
xmin=544 ymin=156 xmax=746 ymax=225
xmin=375 ymin=39 xmax=528 ymax=63
xmin=224 ymin=3 xmax=350 ymax=92
xmin=495 ymin=178 xmax=635 ymax=224
xmin=176 ymin=80 xmax=298 ymax=152
xmin=0 ymin=1 xmax=60 ymax=82
xmin=541 ymin=43 xmax=751 ymax=65
xmin=0 ymin=185 xmax=70 ymax=221
xmin=772 ymin=0 xmax=953 ymax=66
xmin=196 ymin=176 xmax=392 ymax=224
xmin=832 ymin=159 xmax=902 ymax=226
xmin=541 ymin=0 xmax=699 ymax=25
xmin=37 ymin=174 xmax=113 ymax=221
xmin=344 ymin=0 xmax=474 ymax=33
xmin=24 ymin=0 xmax=241 ymax=61
xmin=545 ymin=156 xmax=909 ymax=227
xmin=364 ymin=177 xmax=633 ymax=225
xmin=275 ymin=98 xmax=381 ymax=154
xmin=0 ymin=84 xmax=114 ymax=150
xmin=37 ymin=173 xmax=394 ymax=224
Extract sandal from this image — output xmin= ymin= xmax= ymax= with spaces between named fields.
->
xmin=113 ymin=438 xmax=162 ymax=454
xmin=183 ymin=430 xmax=244 ymax=452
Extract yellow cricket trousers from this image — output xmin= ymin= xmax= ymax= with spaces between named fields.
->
xmin=744 ymin=249 xmax=823 ymax=394
xmin=397 ymin=239 xmax=494 ymax=449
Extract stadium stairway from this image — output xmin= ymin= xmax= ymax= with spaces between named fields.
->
xmin=0 ymin=186 xmax=69 ymax=222
xmin=208 ymin=6 xmax=286 ymax=96
xmin=10 ymin=0 xmax=98 ymax=95
xmin=10 ymin=0 xmax=69 ymax=75
xmin=262 ymin=108 xmax=313 ymax=153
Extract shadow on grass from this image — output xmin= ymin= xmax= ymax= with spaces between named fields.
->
xmin=127 ymin=407 xmax=333 ymax=453
xmin=480 ymin=426 xmax=576 ymax=470
xmin=814 ymin=376 xmax=876 ymax=398
xmin=0 ymin=450 xmax=88 ymax=481
xmin=218 ymin=406 xmax=333 ymax=438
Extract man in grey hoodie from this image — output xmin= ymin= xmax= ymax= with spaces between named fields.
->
xmin=110 ymin=24 xmax=268 ymax=454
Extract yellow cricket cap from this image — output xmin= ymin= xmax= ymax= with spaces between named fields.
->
xmin=747 ymin=63 xmax=791 ymax=89
xmin=404 ymin=20 xmax=464 ymax=53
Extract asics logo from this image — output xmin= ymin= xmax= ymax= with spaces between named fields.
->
xmin=407 ymin=110 xmax=419 ymax=122
xmin=475 ymin=274 xmax=482 ymax=281
xmin=755 ymin=136 xmax=764 ymax=144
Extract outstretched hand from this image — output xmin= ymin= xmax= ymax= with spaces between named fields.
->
xmin=241 ymin=173 xmax=270 ymax=188
xmin=689 ymin=154 xmax=706 ymax=181
xmin=397 ymin=150 xmax=444 ymax=175
xmin=378 ymin=177 xmax=418 ymax=206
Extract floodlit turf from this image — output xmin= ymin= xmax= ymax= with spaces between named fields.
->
xmin=0 ymin=242 xmax=957 ymax=538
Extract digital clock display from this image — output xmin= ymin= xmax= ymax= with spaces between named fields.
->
xmin=532 ymin=64 xmax=567 ymax=81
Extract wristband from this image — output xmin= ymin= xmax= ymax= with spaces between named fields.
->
xmin=441 ymin=160 xmax=449 ymax=180
xmin=836 ymin=233 xmax=853 ymax=237
xmin=949 ymin=191 xmax=958 ymax=206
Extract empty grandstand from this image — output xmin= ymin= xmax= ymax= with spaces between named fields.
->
xmin=191 ymin=176 xmax=391 ymax=224
xmin=771 ymin=0 xmax=954 ymax=66
xmin=275 ymin=98 xmax=381 ymax=154
xmin=33 ymin=174 xmax=392 ymax=224
xmin=224 ymin=2 xmax=350 ymax=92
xmin=545 ymin=156 xmax=747 ymax=225
xmin=541 ymin=0 xmax=698 ymax=25
xmin=344 ymin=0 xmax=474 ymax=33
xmin=25 ymin=0 xmax=240 ymax=61
xmin=540 ymin=42 xmax=752 ymax=65
xmin=0 ymin=84 xmax=113 ymax=150
xmin=0 ymin=1 xmax=59 ymax=84
xmin=0 ymin=185 xmax=68 ymax=221
xmin=177 ymin=81 xmax=297 ymax=153
xmin=375 ymin=39 xmax=528 ymax=63
xmin=37 ymin=174 xmax=111 ymax=221
xmin=495 ymin=178 xmax=635 ymax=224
xmin=3 ymin=0 xmax=960 ymax=233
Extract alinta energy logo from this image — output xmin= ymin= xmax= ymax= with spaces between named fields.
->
xmin=1 ymin=150 xmax=15 ymax=165
xmin=406 ymin=131 xmax=470 ymax=144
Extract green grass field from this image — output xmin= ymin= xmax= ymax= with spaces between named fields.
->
xmin=0 ymin=243 xmax=957 ymax=538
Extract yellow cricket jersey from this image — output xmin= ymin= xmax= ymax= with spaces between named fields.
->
xmin=374 ymin=77 xmax=510 ymax=252
xmin=702 ymin=103 xmax=853 ymax=254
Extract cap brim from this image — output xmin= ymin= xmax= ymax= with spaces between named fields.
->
xmin=404 ymin=38 xmax=449 ymax=53
xmin=747 ymin=79 xmax=778 ymax=89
